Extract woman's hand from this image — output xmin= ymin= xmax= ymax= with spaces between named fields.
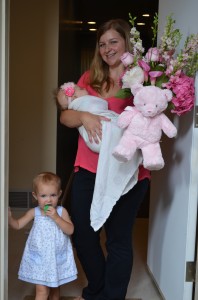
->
xmin=80 ymin=112 xmax=110 ymax=144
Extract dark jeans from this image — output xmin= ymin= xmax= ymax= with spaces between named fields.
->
xmin=71 ymin=168 xmax=149 ymax=300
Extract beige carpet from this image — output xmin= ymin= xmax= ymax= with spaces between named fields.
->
xmin=24 ymin=297 xmax=142 ymax=300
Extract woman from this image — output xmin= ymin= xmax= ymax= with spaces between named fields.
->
xmin=59 ymin=18 xmax=150 ymax=300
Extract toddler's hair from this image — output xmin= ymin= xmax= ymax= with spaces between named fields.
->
xmin=32 ymin=171 xmax=61 ymax=193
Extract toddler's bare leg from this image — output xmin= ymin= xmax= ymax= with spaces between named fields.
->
xmin=35 ymin=284 xmax=50 ymax=300
xmin=49 ymin=287 xmax=60 ymax=300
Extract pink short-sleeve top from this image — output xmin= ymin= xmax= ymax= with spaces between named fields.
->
xmin=74 ymin=71 xmax=150 ymax=181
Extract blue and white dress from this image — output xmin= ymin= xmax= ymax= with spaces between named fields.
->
xmin=18 ymin=206 xmax=77 ymax=287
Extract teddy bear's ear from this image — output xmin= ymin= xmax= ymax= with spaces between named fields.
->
xmin=130 ymin=83 xmax=143 ymax=96
xmin=163 ymin=89 xmax=173 ymax=102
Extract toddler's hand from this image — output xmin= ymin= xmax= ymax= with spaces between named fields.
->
xmin=45 ymin=205 xmax=59 ymax=220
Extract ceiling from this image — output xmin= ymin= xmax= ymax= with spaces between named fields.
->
xmin=59 ymin=0 xmax=159 ymax=50
xmin=60 ymin=0 xmax=159 ymax=25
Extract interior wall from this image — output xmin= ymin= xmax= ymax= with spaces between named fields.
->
xmin=9 ymin=0 xmax=59 ymax=190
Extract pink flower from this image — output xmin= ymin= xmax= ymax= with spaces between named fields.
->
xmin=165 ymin=64 xmax=174 ymax=76
xmin=121 ymin=52 xmax=134 ymax=67
xmin=60 ymin=82 xmax=75 ymax=97
xmin=165 ymin=73 xmax=195 ymax=116
xmin=149 ymin=71 xmax=163 ymax=85
xmin=161 ymin=49 xmax=175 ymax=65
xmin=138 ymin=60 xmax=150 ymax=82
xmin=145 ymin=47 xmax=160 ymax=62
xmin=118 ymin=14 xmax=198 ymax=116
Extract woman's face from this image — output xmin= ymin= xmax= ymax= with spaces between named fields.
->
xmin=98 ymin=29 xmax=126 ymax=67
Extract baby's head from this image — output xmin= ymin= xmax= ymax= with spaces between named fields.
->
xmin=57 ymin=82 xmax=89 ymax=110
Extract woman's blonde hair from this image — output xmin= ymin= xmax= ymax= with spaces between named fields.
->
xmin=32 ymin=172 xmax=61 ymax=193
xmin=89 ymin=19 xmax=132 ymax=94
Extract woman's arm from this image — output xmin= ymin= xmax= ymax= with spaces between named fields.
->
xmin=8 ymin=207 xmax=34 ymax=230
xmin=60 ymin=109 xmax=109 ymax=144
xmin=60 ymin=109 xmax=85 ymax=128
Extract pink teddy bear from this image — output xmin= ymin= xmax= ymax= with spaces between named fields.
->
xmin=112 ymin=84 xmax=177 ymax=170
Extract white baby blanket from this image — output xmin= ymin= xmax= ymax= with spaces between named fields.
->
xmin=90 ymin=118 xmax=142 ymax=231
xmin=69 ymin=95 xmax=118 ymax=153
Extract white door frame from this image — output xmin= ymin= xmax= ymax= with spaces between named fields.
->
xmin=0 ymin=0 xmax=9 ymax=299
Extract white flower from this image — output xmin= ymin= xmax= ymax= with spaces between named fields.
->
xmin=122 ymin=66 xmax=144 ymax=88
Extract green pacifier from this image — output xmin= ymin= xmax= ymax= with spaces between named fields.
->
xmin=44 ymin=204 xmax=52 ymax=213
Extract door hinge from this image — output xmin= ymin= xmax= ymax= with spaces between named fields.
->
xmin=194 ymin=106 xmax=198 ymax=128
xmin=186 ymin=261 xmax=196 ymax=282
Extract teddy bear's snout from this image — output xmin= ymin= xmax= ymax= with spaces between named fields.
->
xmin=144 ymin=107 xmax=158 ymax=117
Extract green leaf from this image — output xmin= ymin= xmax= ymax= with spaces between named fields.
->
xmin=115 ymin=88 xmax=132 ymax=98
xmin=154 ymin=65 xmax=165 ymax=71
xmin=155 ymin=74 xmax=169 ymax=88
xmin=168 ymin=101 xmax=175 ymax=110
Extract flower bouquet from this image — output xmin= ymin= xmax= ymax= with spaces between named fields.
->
xmin=117 ymin=13 xmax=198 ymax=116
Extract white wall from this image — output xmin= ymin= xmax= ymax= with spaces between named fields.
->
xmin=9 ymin=0 xmax=59 ymax=190
xmin=148 ymin=1 xmax=198 ymax=299
xmin=157 ymin=0 xmax=198 ymax=40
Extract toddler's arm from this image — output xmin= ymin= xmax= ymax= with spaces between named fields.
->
xmin=8 ymin=207 xmax=34 ymax=230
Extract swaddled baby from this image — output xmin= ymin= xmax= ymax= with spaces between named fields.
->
xmin=56 ymin=82 xmax=118 ymax=153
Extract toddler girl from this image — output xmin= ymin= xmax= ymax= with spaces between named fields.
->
xmin=8 ymin=171 xmax=77 ymax=300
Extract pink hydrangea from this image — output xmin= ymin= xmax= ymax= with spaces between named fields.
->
xmin=165 ymin=73 xmax=195 ymax=116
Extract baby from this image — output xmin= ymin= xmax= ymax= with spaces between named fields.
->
xmin=56 ymin=82 xmax=118 ymax=153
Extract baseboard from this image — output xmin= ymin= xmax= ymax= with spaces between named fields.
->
xmin=24 ymin=296 xmax=142 ymax=300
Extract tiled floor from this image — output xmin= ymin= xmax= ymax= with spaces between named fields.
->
xmin=8 ymin=214 xmax=163 ymax=300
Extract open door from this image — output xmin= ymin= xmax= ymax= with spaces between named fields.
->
xmin=147 ymin=10 xmax=198 ymax=300
xmin=147 ymin=104 xmax=198 ymax=300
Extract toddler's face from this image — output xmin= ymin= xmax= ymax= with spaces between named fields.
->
xmin=32 ymin=182 xmax=62 ymax=211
